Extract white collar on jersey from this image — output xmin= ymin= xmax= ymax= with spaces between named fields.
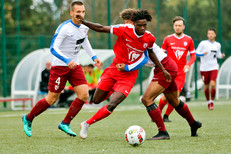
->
xmin=173 ymin=33 xmax=185 ymax=39
xmin=70 ymin=20 xmax=81 ymax=28
xmin=133 ymin=27 xmax=144 ymax=38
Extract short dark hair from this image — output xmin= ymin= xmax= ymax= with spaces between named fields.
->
xmin=88 ymin=64 xmax=94 ymax=68
xmin=120 ymin=8 xmax=137 ymax=20
xmin=173 ymin=16 xmax=185 ymax=25
xmin=208 ymin=28 xmax=216 ymax=34
xmin=131 ymin=10 xmax=152 ymax=22
xmin=71 ymin=1 xmax=84 ymax=11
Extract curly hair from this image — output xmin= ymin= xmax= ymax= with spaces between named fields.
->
xmin=120 ymin=8 xmax=137 ymax=20
xmin=131 ymin=10 xmax=152 ymax=22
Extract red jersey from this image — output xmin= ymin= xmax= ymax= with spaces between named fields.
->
xmin=162 ymin=34 xmax=195 ymax=71
xmin=110 ymin=24 xmax=155 ymax=67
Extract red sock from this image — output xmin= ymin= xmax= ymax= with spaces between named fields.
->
xmin=148 ymin=108 xmax=166 ymax=131
xmin=165 ymin=104 xmax=175 ymax=116
xmin=211 ymin=88 xmax=216 ymax=100
xmin=204 ymin=88 xmax=210 ymax=101
xmin=175 ymin=101 xmax=195 ymax=125
xmin=158 ymin=98 xmax=168 ymax=112
xmin=27 ymin=98 xmax=50 ymax=121
xmin=86 ymin=105 xmax=112 ymax=125
xmin=62 ymin=98 xmax=85 ymax=124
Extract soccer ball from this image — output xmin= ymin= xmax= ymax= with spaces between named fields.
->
xmin=125 ymin=125 xmax=146 ymax=146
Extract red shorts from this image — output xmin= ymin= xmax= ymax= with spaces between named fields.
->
xmin=175 ymin=71 xmax=186 ymax=92
xmin=200 ymin=70 xmax=218 ymax=85
xmin=152 ymin=57 xmax=178 ymax=93
xmin=48 ymin=65 xmax=87 ymax=93
xmin=97 ymin=64 xmax=138 ymax=97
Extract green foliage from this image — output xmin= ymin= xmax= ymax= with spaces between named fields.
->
xmin=0 ymin=100 xmax=231 ymax=153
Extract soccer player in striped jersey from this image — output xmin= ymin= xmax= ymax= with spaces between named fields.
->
xmin=196 ymin=28 xmax=225 ymax=110
xmin=158 ymin=16 xmax=196 ymax=122
xmin=22 ymin=1 xmax=101 ymax=137
xmin=77 ymin=10 xmax=172 ymax=140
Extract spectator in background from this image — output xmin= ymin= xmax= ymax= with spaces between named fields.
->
xmin=196 ymin=28 xmax=225 ymax=110
xmin=94 ymin=63 xmax=103 ymax=82
xmin=84 ymin=64 xmax=97 ymax=104
xmin=40 ymin=61 xmax=51 ymax=92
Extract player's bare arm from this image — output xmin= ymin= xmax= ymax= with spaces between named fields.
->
xmin=147 ymin=48 xmax=172 ymax=82
xmin=76 ymin=15 xmax=111 ymax=33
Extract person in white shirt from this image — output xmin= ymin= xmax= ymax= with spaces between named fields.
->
xmin=22 ymin=1 xmax=101 ymax=137
xmin=196 ymin=28 xmax=225 ymax=110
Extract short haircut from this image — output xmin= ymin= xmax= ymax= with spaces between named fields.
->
xmin=208 ymin=28 xmax=216 ymax=34
xmin=120 ymin=8 xmax=137 ymax=20
xmin=131 ymin=10 xmax=152 ymax=22
xmin=71 ymin=1 xmax=84 ymax=11
xmin=173 ymin=16 xmax=185 ymax=25
xmin=88 ymin=64 xmax=94 ymax=68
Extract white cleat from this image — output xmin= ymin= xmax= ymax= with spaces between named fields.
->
xmin=80 ymin=121 xmax=90 ymax=139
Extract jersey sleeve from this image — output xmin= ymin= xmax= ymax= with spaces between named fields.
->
xmin=148 ymin=35 xmax=155 ymax=49
xmin=161 ymin=37 xmax=168 ymax=52
xmin=124 ymin=50 xmax=149 ymax=72
xmin=110 ymin=24 xmax=125 ymax=37
xmin=189 ymin=38 xmax=195 ymax=54
xmin=195 ymin=41 xmax=205 ymax=57
xmin=187 ymin=38 xmax=196 ymax=66
xmin=216 ymin=43 xmax=223 ymax=59
xmin=50 ymin=26 xmax=72 ymax=64
xmin=81 ymin=36 xmax=98 ymax=61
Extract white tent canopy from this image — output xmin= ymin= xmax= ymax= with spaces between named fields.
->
xmin=11 ymin=48 xmax=114 ymax=110
xmin=216 ymin=56 xmax=231 ymax=99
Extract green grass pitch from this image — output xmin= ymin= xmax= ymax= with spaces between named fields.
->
xmin=0 ymin=98 xmax=231 ymax=153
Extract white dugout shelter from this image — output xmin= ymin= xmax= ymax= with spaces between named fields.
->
xmin=11 ymin=48 xmax=114 ymax=110
xmin=216 ymin=56 xmax=231 ymax=99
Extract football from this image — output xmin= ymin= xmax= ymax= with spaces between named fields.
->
xmin=125 ymin=125 xmax=146 ymax=146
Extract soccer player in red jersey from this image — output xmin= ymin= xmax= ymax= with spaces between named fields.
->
xmin=21 ymin=1 xmax=101 ymax=137
xmin=77 ymin=10 xmax=172 ymax=139
xmin=158 ymin=16 xmax=196 ymax=122
xmin=116 ymin=10 xmax=201 ymax=139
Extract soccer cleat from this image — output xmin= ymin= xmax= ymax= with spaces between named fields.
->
xmin=22 ymin=115 xmax=32 ymax=137
xmin=58 ymin=122 xmax=76 ymax=137
xmin=147 ymin=131 xmax=170 ymax=140
xmin=208 ymin=102 xmax=214 ymax=110
xmin=163 ymin=114 xmax=172 ymax=122
xmin=190 ymin=121 xmax=202 ymax=137
xmin=79 ymin=121 xmax=90 ymax=139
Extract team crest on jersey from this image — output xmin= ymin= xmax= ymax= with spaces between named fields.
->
xmin=184 ymin=41 xmax=188 ymax=46
xmin=143 ymin=43 xmax=148 ymax=48
xmin=175 ymin=50 xmax=184 ymax=60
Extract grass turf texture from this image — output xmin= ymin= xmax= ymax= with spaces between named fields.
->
xmin=0 ymin=98 xmax=231 ymax=153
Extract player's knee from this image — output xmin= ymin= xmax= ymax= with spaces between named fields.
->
xmin=141 ymin=96 xmax=148 ymax=105
xmin=92 ymin=96 xmax=101 ymax=104
xmin=46 ymin=97 xmax=58 ymax=105
xmin=107 ymin=103 xmax=117 ymax=112
xmin=78 ymin=93 xmax=89 ymax=102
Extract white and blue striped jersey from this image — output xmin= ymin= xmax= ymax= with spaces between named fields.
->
xmin=196 ymin=40 xmax=222 ymax=71
xmin=50 ymin=19 xmax=97 ymax=66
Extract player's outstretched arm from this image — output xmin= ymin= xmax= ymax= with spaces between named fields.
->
xmin=77 ymin=15 xmax=110 ymax=33
xmin=147 ymin=49 xmax=172 ymax=82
